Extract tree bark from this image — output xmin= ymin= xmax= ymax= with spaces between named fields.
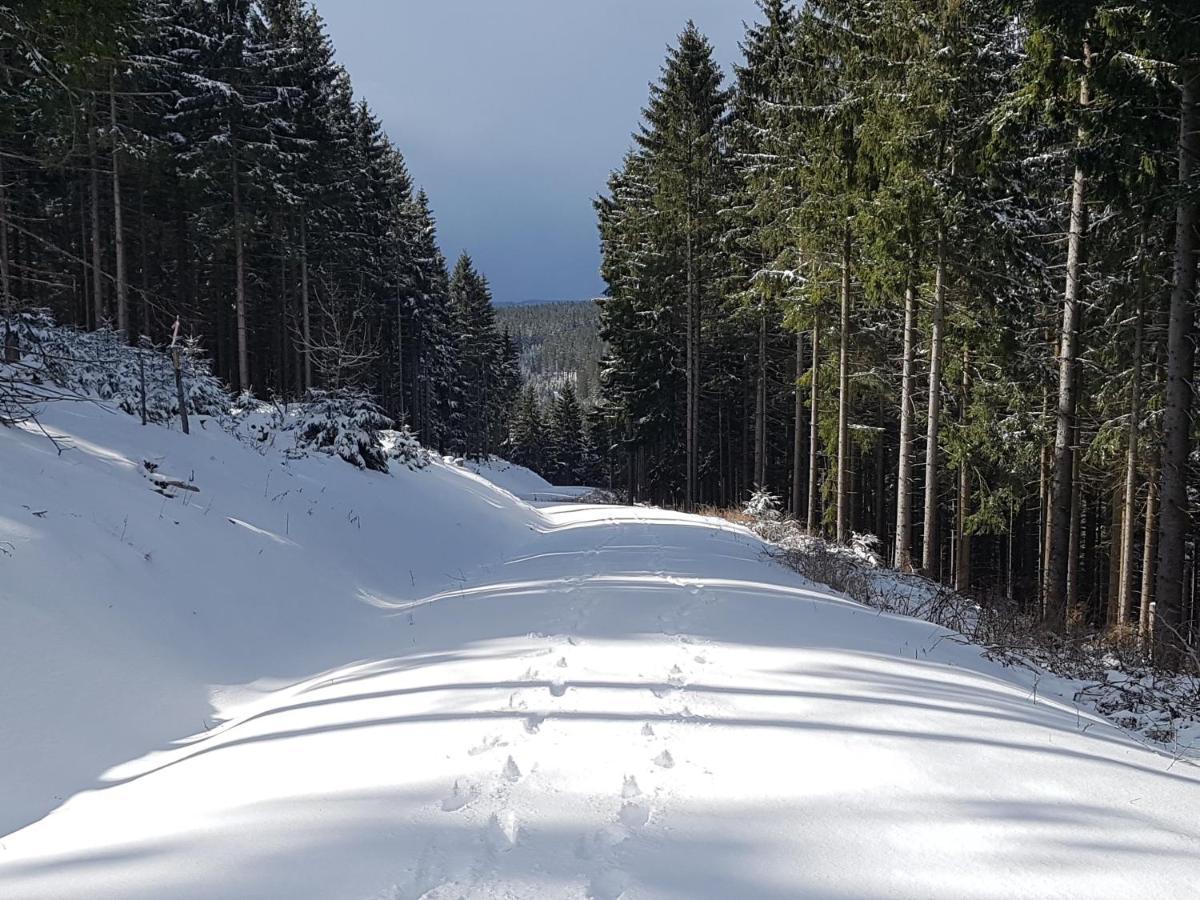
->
xmin=807 ymin=314 xmax=821 ymax=532
xmin=685 ymin=225 xmax=698 ymax=510
xmin=1066 ymin=444 xmax=1082 ymax=624
xmin=88 ymin=115 xmax=105 ymax=329
xmin=300 ymin=215 xmax=312 ymax=391
xmin=1116 ymin=277 xmax=1145 ymax=626
xmin=1153 ymin=61 xmax=1200 ymax=663
xmin=955 ymin=347 xmax=971 ymax=593
xmin=836 ymin=227 xmax=851 ymax=543
xmin=922 ymin=226 xmax=948 ymax=576
xmin=232 ymin=155 xmax=249 ymax=393
xmin=754 ymin=309 xmax=767 ymax=489
xmin=1140 ymin=466 xmax=1159 ymax=643
xmin=791 ymin=328 xmax=806 ymax=518
xmin=396 ymin=289 xmax=406 ymax=423
xmin=894 ymin=273 xmax=918 ymax=571
xmin=110 ymin=73 xmax=129 ymax=341
xmin=1044 ymin=45 xmax=1090 ymax=630
xmin=0 ymin=155 xmax=14 ymax=362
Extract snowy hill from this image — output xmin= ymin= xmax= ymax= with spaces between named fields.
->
xmin=1 ymin=402 xmax=1199 ymax=899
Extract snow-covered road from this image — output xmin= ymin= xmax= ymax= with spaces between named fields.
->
xmin=2 ymin=409 xmax=1198 ymax=898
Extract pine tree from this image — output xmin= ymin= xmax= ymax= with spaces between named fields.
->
xmin=634 ymin=23 xmax=730 ymax=509
xmin=506 ymin=386 xmax=547 ymax=475
xmin=548 ymin=382 xmax=585 ymax=484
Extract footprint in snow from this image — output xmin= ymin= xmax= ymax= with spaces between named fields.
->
xmin=618 ymin=800 xmax=650 ymax=829
xmin=622 ymin=775 xmax=641 ymax=798
xmin=588 ymin=868 xmax=631 ymax=900
xmin=549 ymin=678 xmax=567 ymax=697
xmin=575 ymin=825 xmax=627 ymax=860
xmin=641 ymin=723 xmax=655 ymax=737
xmin=485 ymin=810 xmax=520 ymax=853
xmin=556 ymin=656 xmax=569 ymax=668
xmin=502 ymin=755 xmax=522 ymax=782
xmin=467 ymin=735 xmax=506 ymax=756
xmin=440 ymin=780 xmax=478 ymax=812
xmin=524 ymin=714 xmax=545 ymax=734
xmin=653 ymin=750 xmax=675 ymax=769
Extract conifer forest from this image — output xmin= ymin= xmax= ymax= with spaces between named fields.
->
xmin=594 ymin=0 xmax=1200 ymax=662
xmin=4 ymin=2 xmax=1200 ymax=895
xmin=3 ymin=0 xmax=1199 ymax=659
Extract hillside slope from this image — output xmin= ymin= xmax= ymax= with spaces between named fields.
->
xmin=1 ymin=403 xmax=1198 ymax=899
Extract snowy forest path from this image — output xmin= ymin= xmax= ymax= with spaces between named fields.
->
xmin=4 ymin=490 xmax=1200 ymax=899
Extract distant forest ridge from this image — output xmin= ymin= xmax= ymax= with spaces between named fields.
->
xmin=496 ymin=296 xmax=602 ymax=307
xmin=496 ymin=300 xmax=605 ymax=406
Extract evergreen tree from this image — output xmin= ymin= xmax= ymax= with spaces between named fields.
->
xmin=548 ymin=382 xmax=585 ymax=485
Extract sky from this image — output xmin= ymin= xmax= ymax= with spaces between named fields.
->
xmin=312 ymin=0 xmax=760 ymax=305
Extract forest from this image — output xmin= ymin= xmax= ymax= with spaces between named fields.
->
xmin=0 ymin=0 xmax=521 ymax=459
xmin=593 ymin=0 xmax=1199 ymax=660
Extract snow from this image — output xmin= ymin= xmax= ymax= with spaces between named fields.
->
xmin=463 ymin=455 xmax=593 ymax=503
xmin=1 ymin=402 xmax=1199 ymax=899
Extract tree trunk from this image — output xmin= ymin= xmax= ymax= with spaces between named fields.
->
xmin=89 ymin=116 xmax=105 ymax=328
xmin=0 ymin=156 xmax=14 ymax=362
xmin=922 ymin=226 xmax=948 ymax=575
xmin=894 ymin=274 xmax=918 ymax=571
xmin=791 ymin=328 xmax=805 ymax=518
xmin=807 ymin=315 xmax=821 ymax=532
xmin=685 ymin=226 xmax=698 ymax=510
xmin=110 ymin=73 xmax=129 ymax=341
xmin=1117 ymin=278 xmax=1145 ymax=626
xmin=232 ymin=156 xmax=250 ymax=392
xmin=1066 ymin=441 xmax=1082 ymax=625
xmin=955 ymin=348 xmax=971 ymax=593
xmin=1153 ymin=61 xmax=1200 ymax=663
xmin=1140 ymin=467 xmax=1159 ymax=643
xmin=754 ymin=309 xmax=767 ymax=489
xmin=836 ymin=227 xmax=851 ymax=543
xmin=300 ymin=215 xmax=312 ymax=391
xmin=1044 ymin=47 xmax=1090 ymax=630
xmin=396 ymin=291 xmax=406 ymax=424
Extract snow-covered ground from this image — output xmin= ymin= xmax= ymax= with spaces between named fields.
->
xmin=2 ymin=403 xmax=1199 ymax=899
xmin=464 ymin=457 xmax=595 ymax=504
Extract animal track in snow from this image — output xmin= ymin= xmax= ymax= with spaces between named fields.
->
xmin=622 ymin=775 xmax=641 ymax=798
xmin=641 ymin=723 xmax=655 ymax=737
xmin=653 ymin=750 xmax=675 ymax=769
xmin=524 ymin=714 xmax=545 ymax=734
xmin=549 ymin=678 xmax=567 ymax=697
xmin=556 ymin=656 xmax=569 ymax=668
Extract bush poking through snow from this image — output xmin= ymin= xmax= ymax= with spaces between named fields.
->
xmin=382 ymin=427 xmax=430 ymax=470
xmin=734 ymin=504 xmax=1200 ymax=754
xmin=286 ymin=390 xmax=393 ymax=472
xmin=743 ymin=487 xmax=782 ymax=521
xmin=1 ymin=311 xmax=226 ymax=427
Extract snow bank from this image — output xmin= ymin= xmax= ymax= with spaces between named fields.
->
xmin=462 ymin=455 xmax=594 ymax=503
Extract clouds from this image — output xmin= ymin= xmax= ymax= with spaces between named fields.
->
xmin=313 ymin=0 xmax=754 ymax=303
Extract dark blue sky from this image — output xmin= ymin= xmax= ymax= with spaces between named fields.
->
xmin=312 ymin=1 xmax=758 ymax=304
